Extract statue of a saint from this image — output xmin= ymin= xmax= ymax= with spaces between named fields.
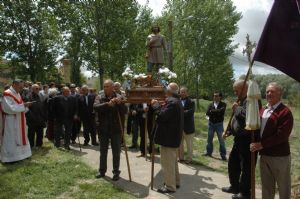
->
xmin=146 ymin=25 xmax=167 ymax=73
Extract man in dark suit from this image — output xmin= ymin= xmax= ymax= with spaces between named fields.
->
xmin=204 ymin=91 xmax=227 ymax=160
xmin=250 ymin=82 xmax=293 ymax=199
xmin=222 ymin=80 xmax=254 ymax=199
xmin=26 ymin=84 xmax=46 ymax=147
xmin=53 ymin=86 xmax=77 ymax=150
xmin=178 ymin=86 xmax=195 ymax=164
xmin=151 ymin=82 xmax=184 ymax=193
xmin=78 ymin=85 xmax=98 ymax=146
xmin=70 ymin=84 xmax=81 ymax=144
xmin=94 ymin=80 xmax=127 ymax=181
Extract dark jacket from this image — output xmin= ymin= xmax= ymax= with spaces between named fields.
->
xmin=206 ymin=101 xmax=226 ymax=124
xmin=53 ymin=95 xmax=77 ymax=121
xmin=93 ymin=92 xmax=126 ymax=134
xmin=128 ymin=104 xmax=144 ymax=120
xmin=230 ymin=98 xmax=260 ymax=144
xmin=25 ymin=92 xmax=46 ymax=127
xmin=181 ymin=97 xmax=195 ymax=134
xmin=46 ymin=95 xmax=55 ymax=121
xmin=259 ymin=103 xmax=293 ymax=156
xmin=78 ymin=94 xmax=96 ymax=121
xmin=153 ymin=94 xmax=184 ymax=148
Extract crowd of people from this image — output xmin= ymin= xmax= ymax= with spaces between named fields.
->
xmin=0 ymin=78 xmax=294 ymax=199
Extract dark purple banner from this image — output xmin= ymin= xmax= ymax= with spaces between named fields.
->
xmin=253 ymin=0 xmax=300 ymax=82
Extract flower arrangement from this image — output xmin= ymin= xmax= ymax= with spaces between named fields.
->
xmin=121 ymin=66 xmax=134 ymax=80
xmin=121 ymin=66 xmax=177 ymax=89
xmin=158 ymin=67 xmax=177 ymax=87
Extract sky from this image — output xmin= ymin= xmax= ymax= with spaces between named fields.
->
xmin=137 ymin=0 xmax=282 ymax=79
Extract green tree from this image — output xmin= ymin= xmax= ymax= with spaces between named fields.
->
xmin=0 ymin=0 xmax=61 ymax=82
xmin=158 ymin=0 xmax=241 ymax=102
xmin=76 ymin=0 xmax=140 ymax=89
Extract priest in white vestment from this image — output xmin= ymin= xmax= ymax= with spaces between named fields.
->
xmin=0 ymin=80 xmax=32 ymax=163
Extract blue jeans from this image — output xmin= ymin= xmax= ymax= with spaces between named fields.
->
xmin=206 ymin=122 xmax=226 ymax=157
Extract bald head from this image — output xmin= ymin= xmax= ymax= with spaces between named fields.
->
xmin=104 ymin=79 xmax=114 ymax=96
xmin=166 ymin=82 xmax=179 ymax=96
xmin=233 ymin=79 xmax=248 ymax=99
xmin=31 ymin=84 xmax=40 ymax=94
xmin=62 ymin=86 xmax=70 ymax=97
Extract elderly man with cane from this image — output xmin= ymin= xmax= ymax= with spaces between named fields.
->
xmin=94 ymin=80 xmax=127 ymax=181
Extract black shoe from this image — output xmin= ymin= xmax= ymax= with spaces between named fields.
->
xmin=164 ymin=183 xmax=180 ymax=189
xmin=112 ymin=174 xmax=119 ymax=181
xmin=83 ymin=142 xmax=89 ymax=146
xmin=128 ymin=145 xmax=137 ymax=149
xmin=64 ymin=146 xmax=71 ymax=150
xmin=71 ymin=140 xmax=76 ymax=144
xmin=157 ymin=186 xmax=175 ymax=193
xmin=92 ymin=142 xmax=99 ymax=146
xmin=232 ymin=193 xmax=250 ymax=199
xmin=222 ymin=186 xmax=239 ymax=194
xmin=95 ymin=173 xmax=105 ymax=178
xmin=221 ymin=156 xmax=227 ymax=161
xmin=203 ymin=153 xmax=212 ymax=157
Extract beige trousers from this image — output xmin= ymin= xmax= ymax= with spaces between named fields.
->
xmin=260 ymin=155 xmax=291 ymax=199
xmin=160 ymin=146 xmax=180 ymax=191
xmin=179 ymin=132 xmax=194 ymax=161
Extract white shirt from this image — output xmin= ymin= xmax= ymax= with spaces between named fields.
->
xmin=85 ymin=95 xmax=88 ymax=106
xmin=213 ymin=101 xmax=219 ymax=109
xmin=260 ymin=101 xmax=281 ymax=136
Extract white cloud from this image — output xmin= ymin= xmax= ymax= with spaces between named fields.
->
xmin=137 ymin=0 xmax=167 ymax=16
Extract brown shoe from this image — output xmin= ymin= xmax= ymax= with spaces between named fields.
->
xmin=136 ymin=154 xmax=145 ymax=158
xmin=185 ymin=160 xmax=192 ymax=164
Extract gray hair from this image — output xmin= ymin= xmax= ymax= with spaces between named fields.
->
xmin=267 ymin=82 xmax=283 ymax=96
xmin=167 ymin=82 xmax=179 ymax=94
xmin=48 ymin=88 xmax=58 ymax=96
xmin=233 ymin=79 xmax=248 ymax=88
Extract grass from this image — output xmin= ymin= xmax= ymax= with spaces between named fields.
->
xmin=0 ymin=142 xmax=134 ymax=199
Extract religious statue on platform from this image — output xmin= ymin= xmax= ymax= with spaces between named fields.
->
xmin=145 ymin=25 xmax=167 ymax=73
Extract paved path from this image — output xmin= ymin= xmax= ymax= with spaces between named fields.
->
xmin=71 ymin=139 xmax=265 ymax=199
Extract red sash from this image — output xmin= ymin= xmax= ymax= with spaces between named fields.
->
xmin=3 ymin=91 xmax=27 ymax=145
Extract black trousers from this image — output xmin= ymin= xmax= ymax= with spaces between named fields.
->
xmin=140 ymin=115 xmax=154 ymax=154
xmin=99 ymin=132 xmax=121 ymax=175
xmin=228 ymin=136 xmax=256 ymax=195
xmin=71 ymin=119 xmax=81 ymax=141
xmin=82 ymin=119 xmax=97 ymax=144
xmin=55 ymin=119 xmax=73 ymax=147
xmin=28 ymin=126 xmax=44 ymax=147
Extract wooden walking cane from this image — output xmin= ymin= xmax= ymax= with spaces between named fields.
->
xmin=117 ymin=111 xmax=132 ymax=182
xmin=151 ymin=114 xmax=156 ymax=190
xmin=77 ymin=132 xmax=82 ymax=152
xmin=144 ymin=113 xmax=148 ymax=160
xmin=251 ymin=132 xmax=256 ymax=199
